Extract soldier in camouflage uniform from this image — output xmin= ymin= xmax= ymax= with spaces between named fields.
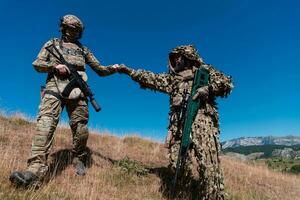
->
xmin=10 ymin=15 xmax=119 ymax=187
xmin=117 ymin=45 xmax=233 ymax=199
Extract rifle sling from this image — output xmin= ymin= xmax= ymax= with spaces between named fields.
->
xmin=61 ymin=78 xmax=79 ymax=97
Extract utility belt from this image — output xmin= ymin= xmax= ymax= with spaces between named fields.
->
xmin=41 ymin=88 xmax=87 ymax=102
xmin=43 ymin=90 xmax=61 ymax=100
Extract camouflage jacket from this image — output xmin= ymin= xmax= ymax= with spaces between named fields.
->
xmin=32 ymin=38 xmax=116 ymax=92
xmin=130 ymin=65 xmax=233 ymax=138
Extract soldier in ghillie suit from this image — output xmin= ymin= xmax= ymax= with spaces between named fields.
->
xmin=117 ymin=45 xmax=233 ymax=199
xmin=10 ymin=14 xmax=119 ymax=187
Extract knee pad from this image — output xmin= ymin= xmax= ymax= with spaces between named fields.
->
xmin=36 ymin=116 xmax=55 ymax=133
xmin=76 ymin=123 xmax=89 ymax=141
xmin=33 ymin=116 xmax=55 ymax=148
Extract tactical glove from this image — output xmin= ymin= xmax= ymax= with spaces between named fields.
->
xmin=192 ymin=85 xmax=209 ymax=100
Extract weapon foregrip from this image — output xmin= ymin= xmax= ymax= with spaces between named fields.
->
xmin=91 ymin=98 xmax=101 ymax=112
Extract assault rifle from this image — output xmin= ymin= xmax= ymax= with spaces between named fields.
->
xmin=45 ymin=43 xmax=101 ymax=112
xmin=171 ymin=67 xmax=209 ymax=194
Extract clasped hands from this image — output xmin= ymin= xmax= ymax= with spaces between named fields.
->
xmin=111 ymin=64 xmax=132 ymax=75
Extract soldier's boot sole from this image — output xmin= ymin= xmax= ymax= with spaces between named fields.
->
xmin=74 ymin=161 xmax=86 ymax=176
xmin=9 ymin=171 xmax=40 ymax=188
xmin=9 ymin=171 xmax=27 ymax=187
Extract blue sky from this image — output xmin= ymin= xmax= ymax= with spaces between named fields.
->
xmin=0 ymin=0 xmax=299 ymax=142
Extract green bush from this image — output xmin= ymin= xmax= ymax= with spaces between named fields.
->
xmin=290 ymin=165 xmax=300 ymax=173
xmin=117 ymin=156 xmax=149 ymax=176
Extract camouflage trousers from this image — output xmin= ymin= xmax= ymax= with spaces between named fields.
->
xmin=27 ymin=93 xmax=89 ymax=177
xmin=168 ymin=111 xmax=225 ymax=200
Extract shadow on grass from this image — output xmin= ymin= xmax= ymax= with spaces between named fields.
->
xmin=91 ymin=151 xmax=201 ymax=199
xmin=47 ymin=149 xmax=201 ymax=199
xmin=44 ymin=148 xmax=119 ymax=184
xmin=147 ymin=166 xmax=201 ymax=200
xmin=44 ymin=147 xmax=94 ymax=183
xmin=91 ymin=150 xmax=118 ymax=166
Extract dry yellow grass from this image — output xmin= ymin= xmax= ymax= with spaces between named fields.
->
xmin=222 ymin=156 xmax=300 ymax=200
xmin=0 ymin=114 xmax=299 ymax=200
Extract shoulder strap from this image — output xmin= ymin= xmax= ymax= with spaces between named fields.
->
xmin=75 ymin=41 xmax=87 ymax=57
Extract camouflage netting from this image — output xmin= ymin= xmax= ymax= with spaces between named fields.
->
xmin=129 ymin=45 xmax=233 ymax=199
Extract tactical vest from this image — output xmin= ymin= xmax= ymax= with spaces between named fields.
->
xmin=50 ymin=38 xmax=88 ymax=99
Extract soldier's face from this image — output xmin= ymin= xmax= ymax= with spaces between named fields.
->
xmin=174 ymin=55 xmax=185 ymax=72
xmin=63 ymin=27 xmax=81 ymax=40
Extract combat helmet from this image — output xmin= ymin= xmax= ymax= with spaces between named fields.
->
xmin=60 ymin=14 xmax=84 ymax=39
xmin=169 ymin=45 xmax=204 ymax=73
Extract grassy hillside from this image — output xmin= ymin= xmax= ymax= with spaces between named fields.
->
xmin=0 ymin=114 xmax=299 ymax=200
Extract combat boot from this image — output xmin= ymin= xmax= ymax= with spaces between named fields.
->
xmin=73 ymin=157 xmax=86 ymax=176
xmin=9 ymin=171 xmax=39 ymax=187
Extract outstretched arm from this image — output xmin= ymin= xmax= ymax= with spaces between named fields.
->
xmin=84 ymin=47 xmax=117 ymax=76
xmin=117 ymin=65 xmax=175 ymax=94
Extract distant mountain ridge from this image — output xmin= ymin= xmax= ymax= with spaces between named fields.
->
xmin=222 ymin=135 xmax=300 ymax=149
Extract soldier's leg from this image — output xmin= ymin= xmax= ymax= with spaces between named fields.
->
xmin=168 ymin=129 xmax=195 ymax=199
xmin=191 ymin=113 xmax=225 ymax=200
xmin=27 ymin=94 xmax=63 ymax=178
xmin=10 ymin=94 xmax=63 ymax=187
xmin=66 ymin=98 xmax=89 ymax=175
xmin=169 ymin=133 xmax=195 ymax=176
xmin=168 ymin=128 xmax=180 ymax=170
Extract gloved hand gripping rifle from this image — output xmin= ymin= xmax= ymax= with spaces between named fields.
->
xmin=45 ymin=44 xmax=101 ymax=112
